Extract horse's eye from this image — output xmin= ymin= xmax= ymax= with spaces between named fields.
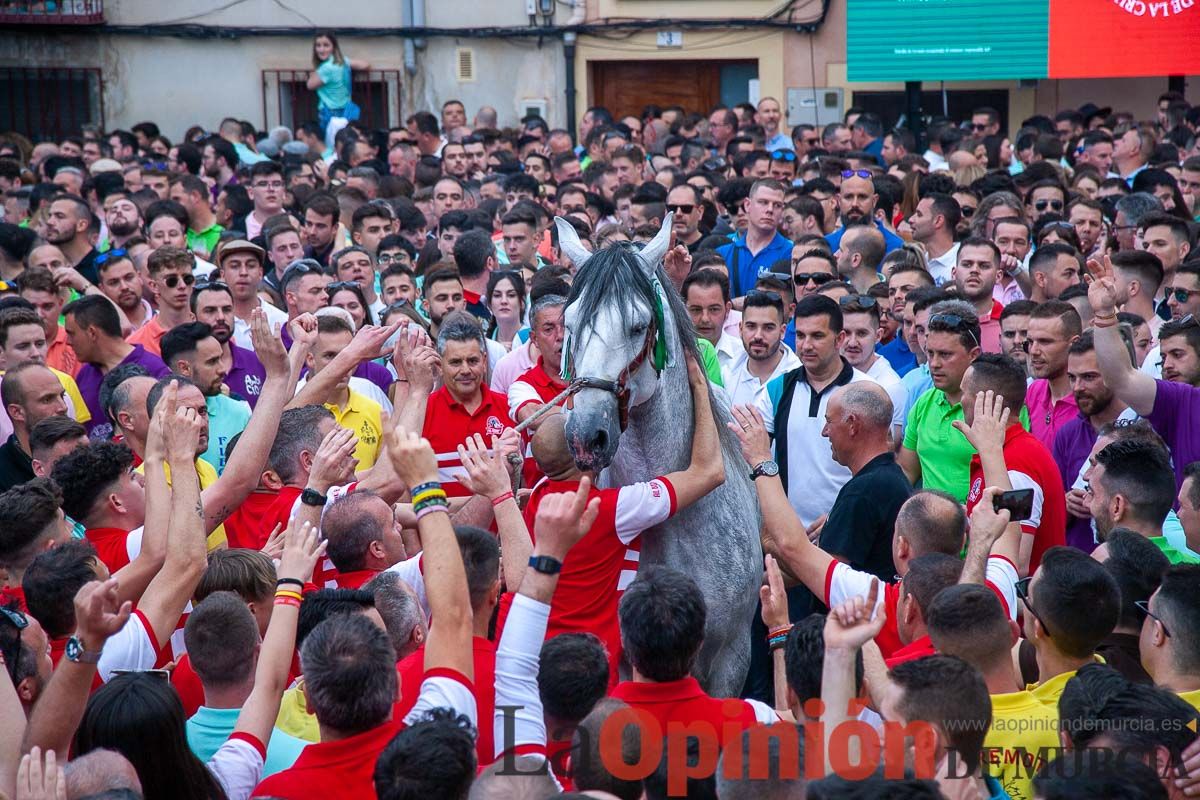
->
xmin=630 ymin=323 xmax=647 ymax=336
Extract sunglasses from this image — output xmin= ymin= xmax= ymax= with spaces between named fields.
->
xmin=771 ymin=150 xmax=797 ymax=163
xmin=959 ymin=205 xmax=976 ymax=218
xmin=160 ymin=273 xmax=196 ymax=289
xmin=793 ymin=272 xmax=836 ymax=286
xmin=0 ymin=606 xmax=28 ymax=630
xmin=195 ymin=278 xmax=229 ymax=292
xmin=841 ymin=169 xmax=873 ymax=180
xmin=326 ymin=280 xmax=361 ymax=293
xmin=970 ymin=123 xmax=990 ymax=132
xmin=1172 ymin=289 xmax=1200 ymax=304
xmin=839 ymin=294 xmax=878 ymax=308
xmin=1034 ymin=199 xmax=1065 ymax=212
xmin=802 ymin=137 xmax=820 ymax=146
xmin=666 ymin=204 xmax=695 ymax=214
xmin=95 ymin=248 xmax=128 ymax=267
xmin=1135 ymin=600 xmax=1171 ymax=637
xmin=1015 ymin=577 xmax=1052 ymax=639
xmin=929 ymin=312 xmax=981 ymax=348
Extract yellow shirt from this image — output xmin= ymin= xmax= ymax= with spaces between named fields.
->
xmin=51 ymin=367 xmax=91 ymax=425
xmin=324 ymin=390 xmax=383 ymax=470
xmin=984 ymin=690 xmax=1062 ymax=800
xmin=276 ymin=681 xmax=319 ymax=743
xmin=1027 ymin=655 xmax=1106 ymax=708
xmin=136 ymin=458 xmax=227 ymax=550
xmin=1178 ymin=688 xmax=1200 ymax=712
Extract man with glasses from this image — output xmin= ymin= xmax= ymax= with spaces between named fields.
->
xmin=826 ymin=173 xmax=904 ymax=255
xmin=908 ymin=194 xmax=961 ymax=286
xmin=1113 ymin=192 xmax=1163 ymax=253
xmin=1140 ymin=213 xmax=1192 ymax=322
xmin=717 ymin=179 xmax=793 ymax=297
xmin=970 ymin=107 xmax=1002 ymax=138
xmin=708 ymin=108 xmax=738 ymax=157
xmin=791 ymin=249 xmax=838 ymax=300
xmin=899 ymin=299 xmax=983 ymax=501
xmin=191 ymin=279 xmax=265 ymax=408
xmin=128 ymin=247 xmax=196 ymax=357
xmin=791 ymin=123 xmax=820 ymax=160
xmin=767 ymin=150 xmax=797 ymax=184
xmin=243 ymin=161 xmax=286 ymax=240
xmin=1140 ymin=565 xmax=1200 ymax=710
xmin=666 ymin=184 xmax=705 ymax=254
xmin=101 ymin=190 xmax=143 ymax=253
xmin=1086 ymin=439 xmax=1197 ymax=564
xmin=1024 ymin=181 xmax=1068 ymax=225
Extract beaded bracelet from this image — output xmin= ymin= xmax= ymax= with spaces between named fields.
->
xmin=410 ymin=481 xmax=441 ymax=499
xmin=491 ymin=491 xmax=514 ymax=506
xmin=414 ymin=494 xmax=450 ymax=513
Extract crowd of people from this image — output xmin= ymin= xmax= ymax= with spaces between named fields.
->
xmin=1 ymin=84 xmax=1200 ymax=800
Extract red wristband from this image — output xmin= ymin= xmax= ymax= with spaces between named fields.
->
xmin=491 ymin=491 xmax=514 ymax=506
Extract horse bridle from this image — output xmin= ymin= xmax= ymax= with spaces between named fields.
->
xmin=565 ymin=315 xmax=658 ymax=399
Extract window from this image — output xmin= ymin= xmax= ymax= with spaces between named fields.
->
xmin=0 ymin=67 xmax=103 ymax=142
xmin=0 ymin=0 xmax=104 ymax=24
xmin=263 ymin=69 xmax=402 ymax=132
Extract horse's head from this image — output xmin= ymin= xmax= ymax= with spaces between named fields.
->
xmin=558 ymin=214 xmax=675 ymax=472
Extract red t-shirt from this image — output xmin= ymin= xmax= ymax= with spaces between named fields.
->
xmin=85 ymin=526 xmax=141 ymax=573
xmin=609 ymin=677 xmax=767 ymax=749
xmin=334 ymin=569 xmax=379 ymax=590
xmin=172 ymin=653 xmax=206 ymax=717
xmin=422 ymin=386 xmax=516 ymax=498
xmin=223 ymin=490 xmax=285 ymax=550
xmin=508 ymin=358 xmax=566 ymax=487
xmin=1 ymin=585 xmax=26 ymax=612
xmin=521 ymin=476 xmax=676 ymax=685
xmin=394 ymin=638 xmax=496 ymax=766
xmin=965 ymin=424 xmax=1067 ymax=576
xmin=884 ymin=634 xmax=937 ymax=668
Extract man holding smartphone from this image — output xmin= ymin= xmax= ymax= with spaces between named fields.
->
xmin=955 ymin=354 xmax=1067 ymax=577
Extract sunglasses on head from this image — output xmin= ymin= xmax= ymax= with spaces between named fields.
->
xmin=666 ymin=203 xmax=695 ymax=214
xmin=195 ymin=278 xmax=229 ymax=292
xmin=929 ymin=312 xmax=981 ymax=348
xmin=94 ymin=248 xmax=128 ymax=267
xmin=771 ymin=150 xmax=797 ymax=163
xmin=1034 ymin=199 xmax=1065 ymax=212
xmin=841 ymin=169 xmax=873 ymax=180
xmin=839 ymin=294 xmax=878 ymax=308
xmin=0 ymin=606 xmax=28 ymax=631
xmin=326 ymin=281 xmax=360 ymax=293
xmin=161 ymin=273 xmax=196 ymax=289
xmin=794 ymin=272 xmax=836 ymax=286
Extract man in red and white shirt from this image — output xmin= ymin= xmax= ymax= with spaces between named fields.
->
xmin=421 ymin=313 xmax=518 ymax=497
xmin=254 ymin=432 xmax=478 ymax=799
xmin=521 ymin=355 xmax=725 ymax=681
xmin=508 ymin=295 xmax=568 ymax=427
xmin=958 ymin=354 xmax=1067 ymax=577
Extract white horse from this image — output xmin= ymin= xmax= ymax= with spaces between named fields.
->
xmin=556 ymin=215 xmax=762 ymax=698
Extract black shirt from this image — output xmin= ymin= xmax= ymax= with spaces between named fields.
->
xmin=818 ymin=451 xmax=913 ymax=583
xmin=75 ymin=248 xmax=100 ymax=286
xmin=0 ymin=434 xmax=34 ymax=492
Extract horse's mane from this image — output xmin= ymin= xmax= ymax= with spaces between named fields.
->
xmin=566 ymin=243 xmax=699 ymax=363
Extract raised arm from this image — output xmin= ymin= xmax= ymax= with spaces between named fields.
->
xmin=393 ymin=333 xmax=440 ymax=436
xmin=759 ymin=554 xmax=794 ymax=717
xmin=661 ymin=355 xmax=726 ymax=509
xmin=730 ymin=405 xmax=834 ymax=596
xmin=0 ymin=636 xmax=26 ymax=798
xmin=959 ymin=486 xmax=1016 ymax=587
xmin=821 ymin=579 xmax=885 ymax=775
xmin=21 ymin=578 xmax=131 ymax=759
xmin=953 ymin=391 xmax=1023 ymax=579
xmin=232 ymin=520 xmax=324 ymax=743
xmin=457 ymin=431 xmax=531 ymax=592
xmin=1087 ymin=255 xmax=1157 ymax=415
xmin=388 ymin=428 xmax=473 ymax=680
xmin=203 ymin=310 xmax=293 ymax=530
xmin=288 ymin=322 xmax=399 ymax=411
xmin=111 ymin=392 xmax=171 ymax=606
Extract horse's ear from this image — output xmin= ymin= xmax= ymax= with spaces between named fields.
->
xmin=554 ymin=216 xmax=592 ymax=270
xmin=637 ymin=212 xmax=674 ymax=277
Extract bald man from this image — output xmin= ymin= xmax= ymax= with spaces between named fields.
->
xmin=835 ymin=224 xmax=886 ymax=293
xmin=522 ymin=359 xmax=726 ymax=681
xmin=64 ymin=749 xmax=144 ymax=799
xmin=818 ymin=382 xmax=914 ymax=581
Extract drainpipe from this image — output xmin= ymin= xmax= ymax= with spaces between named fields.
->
xmin=401 ymin=0 xmax=416 ymax=74
xmin=563 ymin=0 xmax=585 ymax=138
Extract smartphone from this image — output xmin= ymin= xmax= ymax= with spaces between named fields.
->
xmin=992 ymin=488 xmax=1035 ymax=521
xmin=110 ymin=668 xmax=170 ymax=682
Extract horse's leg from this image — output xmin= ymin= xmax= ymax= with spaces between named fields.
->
xmin=694 ymin=612 xmax=753 ymax=699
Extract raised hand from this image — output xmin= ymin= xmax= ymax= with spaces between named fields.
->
xmin=388 ymin=427 xmax=439 ymax=489
xmin=251 ymin=307 xmax=290 ymax=379
xmin=72 ymin=578 xmax=133 ymax=650
xmin=260 ymin=523 xmax=285 ymax=560
xmin=16 ymin=747 xmax=65 ymax=800
xmin=1084 ymin=253 xmax=1119 ymax=317
xmin=289 ymin=312 xmax=319 ymax=349
xmin=968 ymin=486 xmax=1013 ymax=551
xmin=276 ymin=520 xmax=325 ymax=585
xmin=728 ymin=404 xmax=773 ymax=467
xmin=457 ymin=433 xmax=512 ymax=500
xmin=759 ymin=554 xmax=789 ymax=630
xmin=823 ymin=577 xmax=885 ymax=652
xmin=144 ymin=379 xmax=170 ymax=463
xmin=347 ymin=321 xmax=403 ymax=363
xmin=533 ymin=476 xmax=601 ymax=560
xmin=952 ymin=390 xmax=1010 ymax=455
xmin=308 ymin=425 xmax=359 ymax=493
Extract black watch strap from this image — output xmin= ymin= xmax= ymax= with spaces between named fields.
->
xmin=528 ymin=555 xmax=563 ymax=575
xmin=300 ymin=488 xmax=328 ymax=507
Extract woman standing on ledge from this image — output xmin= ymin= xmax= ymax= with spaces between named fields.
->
xmin=308 ymin=31 xmax=370 ymax=132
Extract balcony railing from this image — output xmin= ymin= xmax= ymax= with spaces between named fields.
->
xmin=0 ymin=0 xmax=104 ymax=24
xmin=262 ymin=69 xmax=402 ymax=132
xmin=0 ymin=67 xmax=104 ymax=141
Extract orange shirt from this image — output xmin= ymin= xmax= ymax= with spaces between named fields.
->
xmin=126 ymin=316 xmax=167 ymax=357
xmin=46 ymin=326 xmax=79 ymax=377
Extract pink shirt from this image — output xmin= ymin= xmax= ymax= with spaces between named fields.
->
xmin=979 ymin=300 xmax=1004 ymax=354
xmin=1025 ymin=378 xmax=1079 ymax=450
xmin=994 ymin=276 xmax=1026 ymax=306
xmin=490 ymin=340 xmax=537 ymax=396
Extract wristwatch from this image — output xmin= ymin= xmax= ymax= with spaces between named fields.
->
xmin=65 ymin=635 xmax=102 ymax=665
xmin=528 ymin=555 xmax=563 ymax=575
xmin=751 ymin=460 xmax=780 ymax=480
xmin=300 ymin=488 xmax=328 ymax=507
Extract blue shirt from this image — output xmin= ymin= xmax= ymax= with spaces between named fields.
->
xmin=863 ymin=137 xmax=884 ymax=163
xmin=826 ymin=221 xmax=905 ymax=255
xmin=186 ymin=705 xmax=308 ymax=778
xmin=717 ymin=231 xmax=794 ymax=297
xmin=901 ymin=363 xmax=934 ymax=422
xmin=765 ymin=132 xmax=793 ymax=152
xmin=202 ymin=393 xmax=252 ymax=475
xmin=877 ymin=334 xmax=918 ymax=377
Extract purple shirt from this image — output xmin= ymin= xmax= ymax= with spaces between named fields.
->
xmin=1052 ymin=413 xmax=1100 ymax=553
xmin=225 ymin=342 xmax=266 ymax=409
xmin=1026 ymin=379 xmax=1079 ymax=451
xmin=76 ymin=345 xmax=170 ymax=438
xmin=1148 ymin=379 xmax=1200 ymax=489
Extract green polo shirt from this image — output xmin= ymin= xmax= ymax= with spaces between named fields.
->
xmin=902 ymin=387 xmax=1030 ymax=502
xmin=1149 ymin=536 xmax=1200 ymax=564
xmin=187 ymin=223 xmax=225 ymax=257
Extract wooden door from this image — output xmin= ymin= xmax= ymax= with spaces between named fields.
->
xmin=591 ymin=60 xmax=724 ymax=119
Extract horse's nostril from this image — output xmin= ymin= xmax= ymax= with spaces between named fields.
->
xmin=589 ymin=429 xmax=608 ymax=453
